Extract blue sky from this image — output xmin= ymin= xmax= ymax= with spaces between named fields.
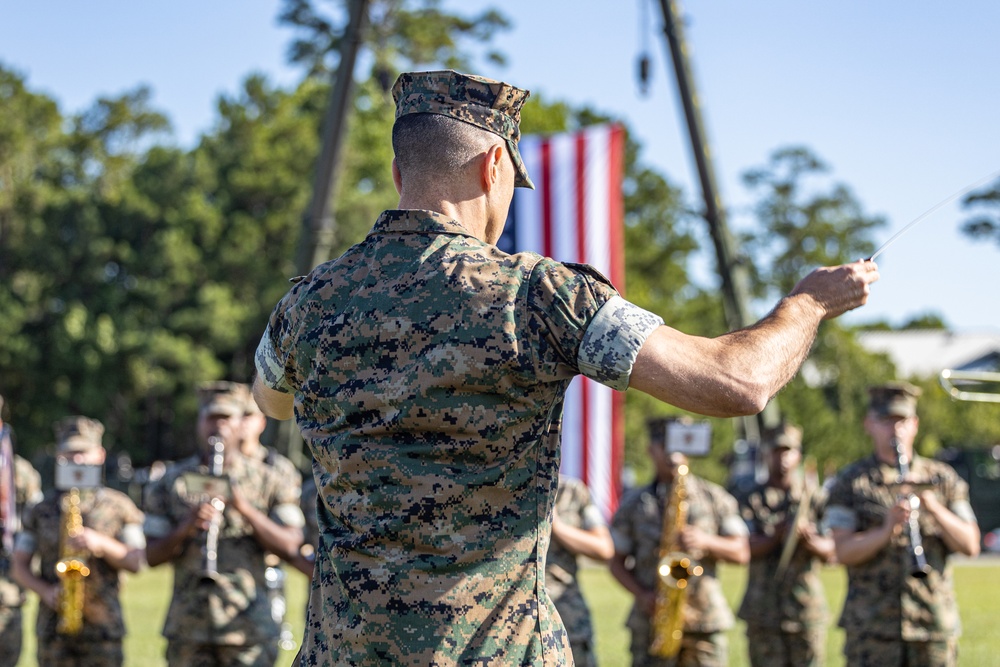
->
xmin=2 ymin=1 xmax=998 ymax=332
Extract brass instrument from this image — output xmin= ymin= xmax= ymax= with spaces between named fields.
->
xmin=200 ymin=437 xmax=226 ymax=582
xmin=893 ymin=437 xmax=930 ymax=579
xmin=939 ymin=369 xmax=1000 ymax=403
xmin=775 ymin=458 xmax=818 ymax=581
xmin=55 ymin=488 xmax=90 ymax=634
xmin=650 ymin=463 xmax=703 ymax=658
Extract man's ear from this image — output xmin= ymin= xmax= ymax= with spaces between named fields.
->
xmin=480 ymin=143 xmax=505 ymax=192
xmin=391 ymin=158 xmax=403 ymax=195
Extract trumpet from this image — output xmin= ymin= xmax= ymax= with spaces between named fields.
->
xmin=939 ymin=369 xmax=1000 ymax=403
xmin=200 ymin=437 xmax=226 ymax=582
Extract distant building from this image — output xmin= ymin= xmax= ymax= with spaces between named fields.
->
xmin=856 ymin=329 xmax=1000 ymax=379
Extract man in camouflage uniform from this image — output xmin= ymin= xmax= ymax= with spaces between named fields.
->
xmin=736 ymin=423 xmax=835 ymax=667
xmin=826 ymin=382 xmax=981 ymax=667
xmin=250 ymin=68 xmax=876 ymax=665
xmin=610 ymin=420 xmax=749 ymax=667
xmin=144 ymin=382 xmax=304 ymax=667
xmin=547 ymin=475 xmax=615 ymax=667
xmin=0 ymin=395 xmax=43 ymax=667
xmin=12 ymin=416 xmax=146 ymax=667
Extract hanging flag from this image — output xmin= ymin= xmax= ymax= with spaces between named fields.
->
xmin=497 ymin=123 xmax=626 ymax=520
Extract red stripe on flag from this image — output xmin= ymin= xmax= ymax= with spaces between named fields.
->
xmin=540 ymin=139 xmax=553 ymax=257
xmin=608 ymin=124 xmax=626 ymax=514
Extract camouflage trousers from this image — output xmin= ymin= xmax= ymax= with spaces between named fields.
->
xmin=569 ymin=636 xmax=596 ymax=667
xmin=744 ymin=625 xmax=825 ymax=667
xmin=166 ymin=640 xmax=279 ymax=667
xmin=843 ymin=634 xmax=957 ymax=667
xmin=36 ymin=638 xmax=123 ymax=667
xmin=628 ymin=625 xmax=728 ymax=667
xmin=0 ymin=606 xmax=23 ymax=667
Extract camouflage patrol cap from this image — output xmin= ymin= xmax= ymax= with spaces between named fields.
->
xmin=868 ymin=381 xmax=922 ymax=418
xmin=763 ymin=423 xmax=802 ymax=450
xmin=392 ymin=69 xmax=535 ymax=190
xmin=54 ymin=416 xmax=105 ymax=452
xmin=197 ymin=381 xmax=248 ymax=417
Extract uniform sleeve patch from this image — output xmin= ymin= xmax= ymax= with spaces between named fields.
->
xmin=577 ymin=296 xmax=663 ymax=391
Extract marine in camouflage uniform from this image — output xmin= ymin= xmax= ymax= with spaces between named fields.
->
xmin=0 ymin=397 xmax=44 ymax=667
xmin=826 ymin=382 xmax=980 ymax=667
xmin=12 ymin=416 xmax=146 ymax=667
xmin=736 ymin=423 xmax=834 ymax=667
xmin=610 ymin=421 xmax=750 ymax=667
xmin=547 ymin=475 xmax=615 ymax=667
xmin=250 ymin=69 xmax=876 ymax=666
xmin=143 ymin=382 xmax=304 ymax=667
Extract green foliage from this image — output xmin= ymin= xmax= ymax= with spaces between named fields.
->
xmin=960 ymin=176 xmax=1000 ymax=247
xmin=741 ymin=146 xmax=886 ymax=297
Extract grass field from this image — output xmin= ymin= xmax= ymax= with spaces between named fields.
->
xmin=14 ymin=558 xmax=1000 ymax=666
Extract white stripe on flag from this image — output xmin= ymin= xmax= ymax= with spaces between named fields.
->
xmin=504 ymin=123 xmax=625 ymax=520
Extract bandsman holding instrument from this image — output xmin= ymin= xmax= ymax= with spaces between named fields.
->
xmin=12 ymin=416 xmax=145 ymax=667
xmin=826 ymin=382 xmax=980 ymax=667
xmin=610 ymin=418 xmax=749 ymax=667
xmin=0 ymin=394 xmax=43 ymax=667
xmin=735 ymin=423 xmax=835 ymax=667
xmin=144 ymin=381 xmax=304 ymax=667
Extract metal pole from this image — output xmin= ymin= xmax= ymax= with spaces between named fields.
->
xmin=655 ymin=0 xmax=777 ymax=443
xmin=286 ymin=0 xmax=370 ymax=471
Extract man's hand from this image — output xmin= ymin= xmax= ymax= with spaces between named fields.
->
xmin=788 ymin=260 xmax=880 ymax=320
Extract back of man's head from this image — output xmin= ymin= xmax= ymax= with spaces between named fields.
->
xmin=392 ymin=113 xmax=497 ymax=193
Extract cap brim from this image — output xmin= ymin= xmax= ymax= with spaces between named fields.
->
xmin=507 ymin=139 xmax=534 ymax=189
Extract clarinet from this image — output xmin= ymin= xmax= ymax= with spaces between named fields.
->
xmin=200 ymin=437 xmax=226 ymax=582
xmin=893 ymin=437 xmax=930 ymax=579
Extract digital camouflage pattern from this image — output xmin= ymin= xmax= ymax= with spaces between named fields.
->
xmin=736 ymin=482 xmax=828 ymax=667
xmin=546 ymin=476 xmax=606 ymax=667
xmin=843 ymin=635 xmax=956 ymax=667
xmin=255 ymin=209 xmax=661 ymax=666
xmin=0 ymin=454 xmax=42 ymax=667
xmin=0 ymin=455 xmax=42 ymax=607
xmin=17 ymin=487 xmax=143 ymax=644
xmin=743 ymin=626 xmax=825 ymax=667
xmin=392 ymin=70 xmax=535 ymax=189
xmin=736 ymin=483 xmax=829 ymax=631
xmin=244 ymin=442 xmax=301 ymax=508
xmin=610 ymin=476 xmax=747 ymax=665
xmin=826 ymin=454 xmax=973 ymax=642
xmin=143 ymin=451 xmax=304 ymax=647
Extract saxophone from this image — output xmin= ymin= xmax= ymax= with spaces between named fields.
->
xmin=55 ymin=488 xmax=90 ymax=634
xmin=649 ymin=463 xmax=702 ymax=658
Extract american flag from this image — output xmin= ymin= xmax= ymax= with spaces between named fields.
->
xmin=497 ymin=123 xmax=626 ymax=520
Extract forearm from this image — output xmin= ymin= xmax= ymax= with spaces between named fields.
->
xmin=630 ymin=295 xmax=823 ymax=417
xmin=706 ymin=534 xmax=750 ymax=564
xmin=832 ymin=526 xmax=893 ymax=566
xmin=925 ymin=504 xmax=981 ymax=557
xmin=610 ymin=554 xmax=649 ymax=598
xmin=145 ymin=522 xmax=197 ymax=567
xmin=234 ymin=500 xmax=303 ymax=561
xmin=86 ymin=533 xmax=145 ymax=573
xmin=550 ymin=523 xmax=615 ymax=562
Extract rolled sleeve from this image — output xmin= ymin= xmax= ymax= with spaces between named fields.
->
xmin=823 ymin=505 xmax=858 ymax=533
xmin=254 ymin=324 xmax=291 ymax=393
xmin=578 ymin=296 xmax=663 ymax=391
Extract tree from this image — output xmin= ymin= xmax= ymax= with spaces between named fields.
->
xmin=740 ymin=146 xmax=886 ymax=297
xmin=959 ymin=176 xmax=1000 ymax=247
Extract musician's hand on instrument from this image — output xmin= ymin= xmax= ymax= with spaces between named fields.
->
xmin=638 ymin=589 xmax=656 ymax=617
xmin=678 ymin=525 xmax=708 ymax=559
xmin=68 ymin=527 xmax=106 ymax=558
xmin=882 ymin=499 xmax=909 ymax=537
xmin=918 ymin=489 xmax=942 ymax=514
xmin=42 ymin=583 xmax=60 ymax=610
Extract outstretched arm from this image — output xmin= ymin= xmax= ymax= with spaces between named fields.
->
xmin=630 ymin=261 xmax=878 ymax=417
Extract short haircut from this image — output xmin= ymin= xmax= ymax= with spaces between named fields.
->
xmin=392 ymin=114 xmax=499 ymax=188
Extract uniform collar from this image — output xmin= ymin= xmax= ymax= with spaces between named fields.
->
xmin=371 ymin=209 xmax=479 ymax=240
